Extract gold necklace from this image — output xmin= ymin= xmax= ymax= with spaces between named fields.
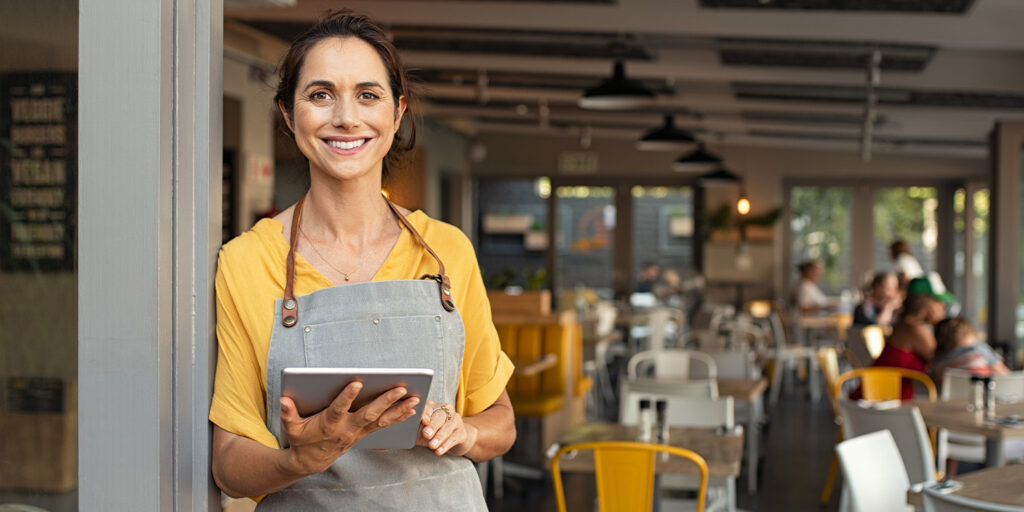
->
xmin=298 ymin=223 xmax=360 ymax=282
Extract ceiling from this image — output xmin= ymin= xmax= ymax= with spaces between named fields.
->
xmin=226 ymin=0 xmax=1024 ymax=158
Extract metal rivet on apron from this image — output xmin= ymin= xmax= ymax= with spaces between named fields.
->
xmin=443 ymin=285 xmax=451 ymax=295
xmin=283 ymin=315 xmax=296 ymax=327
xmin=373 ymin=318 xmax=380 ymax=325
xmin=304 ymin=326 xmax=311 ymax=333
xmin=435 ymin=316 xmax=441 ymax=322
xmin=284 ymin=299 xmax=296 ymax=310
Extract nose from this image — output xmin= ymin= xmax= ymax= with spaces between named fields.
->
xmin=330 ymin=96 xmax=360 ymax=129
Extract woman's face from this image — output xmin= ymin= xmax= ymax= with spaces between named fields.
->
xmin=282 ymin=37 xmax=406 ymax=183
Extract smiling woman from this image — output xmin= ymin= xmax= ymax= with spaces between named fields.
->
xmin=209 ymin=10 xmax=515 ymax=510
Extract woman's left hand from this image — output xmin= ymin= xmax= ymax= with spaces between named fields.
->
xmin=417 ymin=401 xmax=478 ymax=456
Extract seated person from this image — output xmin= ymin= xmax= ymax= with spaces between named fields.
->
xmin=636 ymin=261 xmax=660 ymax=294
xmin=932 ymin=317 xmax=1008 ymax=385
xmin=871 ymin=278 xmax=950 ymax=399
xmin=791 ymin=260 xmax=829 ymax=314
xmin=853 ymin=272 xmax=901 ymax=326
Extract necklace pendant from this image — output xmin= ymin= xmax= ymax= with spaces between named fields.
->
xmin=344 ymin=274 xmax=351 ymax=281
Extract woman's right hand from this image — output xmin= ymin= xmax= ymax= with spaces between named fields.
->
xmin=278 ymin=381 xmax=420 ymax=475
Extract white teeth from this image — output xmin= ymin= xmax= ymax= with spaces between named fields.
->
xmin=327 ymin=139 xmax=365 ymax=150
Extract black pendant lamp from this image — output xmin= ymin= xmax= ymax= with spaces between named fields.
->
xmin=672 ymin=144 xmax=722 ymax=173
xmin=697 ymin=167 xmax=741 ymax=187
xmin=636 ymin=115 xmax=698 ymax=152
xmin=578 ymin=60 xmax=655 ymax=110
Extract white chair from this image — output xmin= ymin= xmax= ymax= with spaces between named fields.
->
xmin=922 ymin=486 xmax=1024 ymax=512
xmin=619 ymin=392 xmax=735 ymax=429
xmin=838 ymin=401 xmax=936 ymax=485
xmin=847 ymin=325 xmax=886 ymax=368
xmin=627 ymin=349 xmax=718 ymax=380
xmin=759 ymin=309 xmax=819 ymax=407
xmin=619 ymin=392 xmax=736 ymax=511
xmin=622 ymin=377 xmax=719 ymax=401
xmin=937 ymin=370 xmax=1024 ymax=471
xmin=697 ymin=350 xmax=761 ymax=380
xmin=681 ymin=328 xmax=726 ymax=351
xmin=835 ymin=430 xmax=915 ymax=512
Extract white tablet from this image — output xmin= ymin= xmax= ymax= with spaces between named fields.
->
xmin=280 ymin=367 xmax=434 ymax=450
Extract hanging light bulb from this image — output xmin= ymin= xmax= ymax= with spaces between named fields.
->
xmin=736 ymin=192 xmax=751 ymax=216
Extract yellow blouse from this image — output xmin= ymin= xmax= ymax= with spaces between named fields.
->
xmin=209 ymin=211 xmax=513 ymax=451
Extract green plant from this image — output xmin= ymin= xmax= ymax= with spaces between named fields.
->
xmin=523 ymin=267 xmax=548 ymax=291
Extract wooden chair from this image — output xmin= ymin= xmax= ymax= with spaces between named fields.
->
xmin=552 ymin=441 xmax=709 ymax=512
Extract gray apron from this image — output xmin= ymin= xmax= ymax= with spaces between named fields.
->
xmin=257 ymin=196 xmax=488 ymax=511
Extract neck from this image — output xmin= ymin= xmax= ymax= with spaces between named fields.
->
xmin=302 ymin=174 xmax=396 ymax=248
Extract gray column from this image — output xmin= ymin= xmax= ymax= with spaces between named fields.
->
xmin=988 ymin=122 xmax=1024 ymax=367
xmin=79 ymin=0 xmax=221 ymax=509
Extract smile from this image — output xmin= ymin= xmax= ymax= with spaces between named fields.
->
xmin=326 ymin=139 xmax=366 ymax=150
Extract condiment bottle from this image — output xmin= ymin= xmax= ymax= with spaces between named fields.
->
xmin=983 ymin=377 xmax=996 ymax=419
xmin=637 ymin=398 xmax=653 ymax=443
xmin=655 ymin=399 xmax=669 ymax=461
xmin=970 ymin=375 xmax=984 ymax=412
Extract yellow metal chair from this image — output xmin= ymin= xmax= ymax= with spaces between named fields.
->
xmin=832 ymin=367 xmax=937 ymax=402
xmin=551 ymin=441 xmax=709 ymax=512
xmin=816 ymin=346 xmax=843 ymax=505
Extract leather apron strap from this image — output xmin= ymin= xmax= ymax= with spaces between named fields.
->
xmin=280 ymin=195 xmax=455 ymax=328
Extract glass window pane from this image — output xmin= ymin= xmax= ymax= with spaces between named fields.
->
xmin=475 ymin=178 xmax=548 ymax=292
xmin=969 ymin=189 xmax=990 ymax=331
xmin=790 ymin=186 xmax=853 ymax=295
xmin=556 ymin=185 xmax=615 ymax=300
xmin=631 ymin=185 xmax=694 ymax=297
xmin=0 ymin=1 xmax=79 ymax=510
xmin=872 ymin=186 xmax=939 ymax=277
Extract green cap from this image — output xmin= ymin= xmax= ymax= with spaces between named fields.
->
xmin=906 ymin=273 xmax=955 ymax=304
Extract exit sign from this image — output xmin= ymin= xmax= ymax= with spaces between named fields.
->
xmin=557 ymin=152 xmax=599 ymax=174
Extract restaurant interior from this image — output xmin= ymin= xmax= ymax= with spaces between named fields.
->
xmin=3 ymin=0 xmax=1024 ymax=511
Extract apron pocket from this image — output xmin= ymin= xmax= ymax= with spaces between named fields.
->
xmin=302 ymin=315 xmax=445 ymax=371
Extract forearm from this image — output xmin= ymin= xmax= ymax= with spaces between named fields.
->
xmin=461 ymin=392 xmax=516 ymax=463
xmin=212 ymin=427 xmax=308 ymax=499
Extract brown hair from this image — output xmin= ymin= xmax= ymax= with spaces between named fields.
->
xmin=934 ymin=317 xmax=977 ymax=360
xmin=273 ymin=10 xmax=416 ymax=177
xmin=901 ymin=292 xmax=939 ymax=318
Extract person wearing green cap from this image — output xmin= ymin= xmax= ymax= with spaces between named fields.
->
xmin=905 ymin=273 xmax=956 ymax=305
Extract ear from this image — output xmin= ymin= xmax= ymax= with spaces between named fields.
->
xmin=278 ymin=100 xmax=295 ymax=133
xmin=394 ymin=95 xmax=408 ymax=133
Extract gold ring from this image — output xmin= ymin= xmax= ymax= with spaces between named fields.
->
xmin=432 ymin=405 xmax=452 ymax=422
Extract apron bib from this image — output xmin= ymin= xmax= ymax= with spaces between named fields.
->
xmin=257 ymin=197 xmax=487 ymax=511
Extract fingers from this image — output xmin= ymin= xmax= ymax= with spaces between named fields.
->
xmin=353 ymin=386 xmax=409 ymax=427
xmin=324 ymin=380 xmax=363 ymax=424
xmin=428 ymin=411 xmax=459 ymax=454
xmin=421 ymin=404 xmax=450 ymax=441
xmin=374 ymin=396 xmax=420 ymax=429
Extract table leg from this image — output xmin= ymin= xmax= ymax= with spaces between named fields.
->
xmin=985 ymin=438 xmax=1005 ymax=467
xmin=747 ymin=397 xmax=761 ymax=494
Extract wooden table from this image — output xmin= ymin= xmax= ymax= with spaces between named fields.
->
xmin=913 ymin=399 xmax=1024 ymax=466
xmin=552 ymin=422 xmax=744 ymax=478
xmin=907 ymin=464 xmax=1024 ymax=507
xmin=593 ymin=377 xmax=767 ymax=494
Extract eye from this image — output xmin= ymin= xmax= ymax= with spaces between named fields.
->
xmin=308 ymin=90 xmax=332 ymax=104
xmin=359 ymin=90 xmax=381 ymax=101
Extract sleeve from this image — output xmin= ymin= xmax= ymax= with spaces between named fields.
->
xmin=977 ymin=343 xmax=1004 ymax=365
xmin=453 ymin=236 xmax=514 ymax=418
xmin=852 ymin=303 xmax=874 ymax=325
xmin=209 ymin=250 xmax=280 ymax=449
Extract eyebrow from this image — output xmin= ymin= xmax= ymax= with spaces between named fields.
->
xmin=301 ymin=80 xmax=385 ymax=92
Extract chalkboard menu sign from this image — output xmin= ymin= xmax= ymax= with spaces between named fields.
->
xmin=0 ymin=72 xmax=77 ymax=271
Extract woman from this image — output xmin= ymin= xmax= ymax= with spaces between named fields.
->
xmin=209 ymin=12 xmax=515 ymax=509
xmin=791 ymin=259 xmax=829 ymax=314
xmin=853 ymin=272 xmax=901 ymax=326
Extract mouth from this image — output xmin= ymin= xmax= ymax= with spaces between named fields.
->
xmin=325 ymin=138 xmax=367 ymax=151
